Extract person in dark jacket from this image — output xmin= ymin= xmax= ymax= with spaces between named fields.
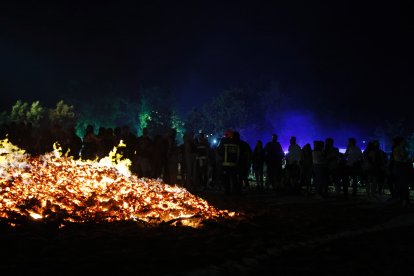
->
xmin=252 ymin=140 xmax=265 ymax=191
xmin=264 ymin=134 xmax=285 ymax=191
xmin=217 ymin=130 xmax=240 ymax=195
xmin=234 ymin=131 xmax=252 ymax=191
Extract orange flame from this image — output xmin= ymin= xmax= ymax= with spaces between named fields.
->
xmin=0 ymin=139 xmax=236 ymax=228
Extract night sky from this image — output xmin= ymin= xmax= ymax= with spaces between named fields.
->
xmin=1 ymin=1 xmax=413 ymax=130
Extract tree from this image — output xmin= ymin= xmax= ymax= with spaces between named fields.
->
xmin=186 ymin=88 xmax=259 ymax=137
xmin=10 ymin=100 xmax=29 ymax=123
xmin=49 ymin=100 xmax=76 ymax=128
xmin=8 ymin=100 xmax=46 ymax=127
xmin=26 ymin=101 xmax=45 ymax=127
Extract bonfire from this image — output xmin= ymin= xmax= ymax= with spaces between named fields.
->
xmin=0 ymin=139 xmax=236 ymax=228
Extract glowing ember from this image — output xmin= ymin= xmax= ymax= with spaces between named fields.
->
xmin=0 ymin=138 xmax=236 ymax=228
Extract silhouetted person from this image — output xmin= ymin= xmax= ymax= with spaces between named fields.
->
xmin=66 ymin=127 xmax=82 ymax=159
xmin=151 ymin=135 xmax=166 ymax=179
xmin=120 ymin=125 xmax=137 ymax=160
xmin=234 ymin=131 xmax=252 ymax=191
xmin=300 ymin=143 xmax=313 ymax=195
xmin=324 ymin=138 xmax=339 ymax=196
xmin=101 ymin=128 xmax=116 ymax=157
xmin=285 ymin=136 xmax=302 ymax=193
xmin=252 ymin=140 xmax=265 ymax=191
xmin=363 ymin=140 xmax=383 ymax=198
xmin=337 ymin=152 xmax=348 ymax=198
xmin=34 ymin=127 xmax=52 ymax=154
xmin=264 ymin=134 xmax=284 ymax=191
xmin=344 ymin=137 xmax=363 ymax=196
xmin=114 ymin=127 xmax=122 ymax=145
xmin=375 ymin=141 xmax=388 ymax=196
xmin=391 ymin=136 xmax=411 ymax=206
xmin=165 ymin=128 xmax=179 ymax=185
xmin=195 ymin=132 xmax=210 ymax=190
xmin=136 ymin=127 xmax=153 ymax=177
xmin=96 ymin=127 xmax=108 ymax=159
xmin=217 ymin=130 xmax=240 ymax=195
xmin=183 ymin=131 xmax=197 ymax=189
xmin=313 ymin=140 xmax=328 ymax=197
xmin=81 ymin=125 xmax=99 ymax=160
xmin=207 ymin=141 xmax=218 ymax=189
xmin=51 ymin=124 xmax=67 ymax=154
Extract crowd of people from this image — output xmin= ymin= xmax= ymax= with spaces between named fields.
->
xmin=1 ymin=122 xmax=413 ymax=206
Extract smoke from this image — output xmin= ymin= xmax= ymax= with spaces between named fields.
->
xmin=240 ymin=109 xmax=366 ymax=151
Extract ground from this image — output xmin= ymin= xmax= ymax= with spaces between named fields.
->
xmin=1 ymin=191 xmax=413 ymax=275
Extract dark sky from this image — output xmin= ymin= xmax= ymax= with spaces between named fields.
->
xmin=1 ymin=1 xmax=413 ymax=127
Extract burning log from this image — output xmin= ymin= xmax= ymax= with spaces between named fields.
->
xmin=0 ymin=138 xmax=237 ymax=228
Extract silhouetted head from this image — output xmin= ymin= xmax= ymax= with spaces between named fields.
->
xmin=272 ymin=134 xmax=278 ymax=142
xmin=85 ymin=125 xmax=94 ymax=134
xmin=224 ymin=129 xmax=234 ymax=139
xmin=233 ymin=131 xmax=240 ymax=141
xmin=290 ymin=136 xmax=296 ymax=145
xmin=348 ymin=137 xmax=356 ymax=146
xmin=314 ymin=140 xmax=324 ymax=151
xmin=303 ymin=143 xmax=312 ymax=152
xmin=98 ymin=127 xmax=105 ymax=137
xmin=325 ymin=138 xmax=334 ymax=148
xmin=255 ymin=140 xmax=263 ymax=150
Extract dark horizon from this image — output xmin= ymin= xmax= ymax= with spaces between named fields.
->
xmin=1 ymin=1 xmax=413 ymax=131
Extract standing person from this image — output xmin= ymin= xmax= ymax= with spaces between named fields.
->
xmin=81 ymin=125 xmax=99 ymax=160
xmin=120 ymin=125 xmax=137 ymax=162
xmin=165 ymin=128 xmax=179 ymax=185
xmin=324 ymin=138 xmax=339 ymax=196
xmin=234 ymin=131 xmax=252 ymax=191
xmin=264 ymin=134 xmax=285 ymax=192
xmin=375 ymin=140 xmax=388 ymax=196
xmin=183 ymin=131 xmax=197 ymax=190
xmin=195 ymin=132 xmax=210 ymax=190
xmin=363 ymin=141 xmax=382 ymax=198
xmin=391 ymin=137 xmax=411 ymax=206
xmin=252 ymin=140 xmax=265 ymax=191
xmin=217 ymin=130 xmax=240 ymax=195
xmin=344 ymin=138 xmax=363 ymax=197
xmin=337 ymin=152 xmax=348 ymax=198
xmin=285 ymin=136 xmax=302 ymax=193
xmin=313 ymin=140 xmax=328 ymax=197
xmin=136 ymin=127 xmax=153 ymax=178
xmin=66 ymin=127 xmax=83 ymax=159
xmin=151 ymin=135 xmax=166 ymax=179
xmin=300 ymin=143 xmax=313 ymax=195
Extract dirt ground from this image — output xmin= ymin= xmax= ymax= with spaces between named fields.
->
xmin=1 ymin=192 xmax=413 ymax=275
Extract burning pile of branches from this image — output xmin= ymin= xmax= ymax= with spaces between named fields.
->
xmin=0 ymin=139 xmax=236 ymax=228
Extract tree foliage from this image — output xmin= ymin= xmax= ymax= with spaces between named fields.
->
xmin=185 ymin=85 xmax=287 ymax=137
xmin=9 ymin=100 xmax=46 ymax=127
xmin=49 ymin=100 xmax=75 ymax=127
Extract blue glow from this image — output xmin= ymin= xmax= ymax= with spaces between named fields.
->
xmin=238 ymin=110 xmax=367 ymax=152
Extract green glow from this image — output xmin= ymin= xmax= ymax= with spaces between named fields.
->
xmin=171 ymin=111 xmax=185 ymax=143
